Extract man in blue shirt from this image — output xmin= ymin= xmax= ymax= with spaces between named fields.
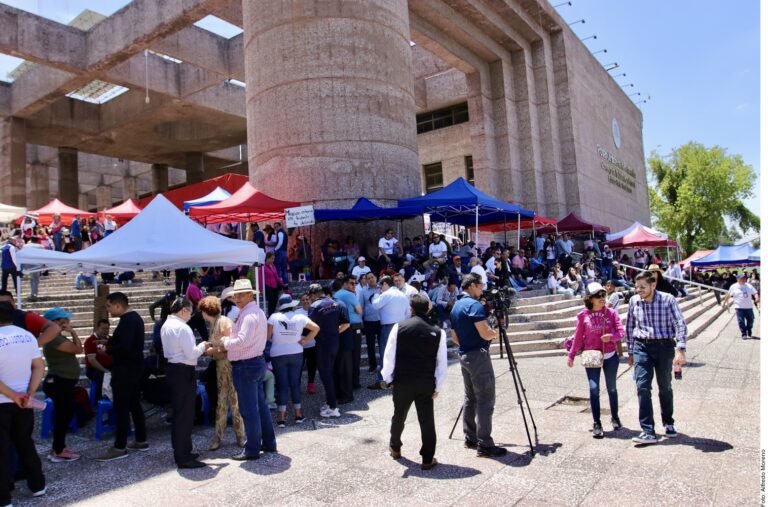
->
xmin=450 ymin=273 xmax=507 ymax=458
xmin=333 ymin=275 xmax=363 ymax=401
xmin=70 ymin=215 xmax=82 ymax=251
xmin=308 ymin=284 xmax=350 ymax=418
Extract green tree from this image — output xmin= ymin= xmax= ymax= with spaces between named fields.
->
xmin=648 ymin=142 xmax=760 ymax=255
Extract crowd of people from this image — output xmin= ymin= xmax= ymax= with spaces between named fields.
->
xmin=0 ymin=217 xmax=760 ymax=503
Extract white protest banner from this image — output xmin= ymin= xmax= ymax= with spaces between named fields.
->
xmin=285 ymin=205 xmax=315 ymax=228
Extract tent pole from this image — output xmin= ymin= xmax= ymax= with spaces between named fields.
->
xmin=503 ymin=216 xmax=508 ymax=246
xmin=15 ymin=275 xmax=21 ymax=309
xmin=475 ymin=206 xmax=479 ymax=246
xmin=516 ymin=214 xmax=521 ymax=251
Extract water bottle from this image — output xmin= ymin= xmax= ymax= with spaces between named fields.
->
xmin=25 ymin=396 xmax=47 ymax=410
xmin=674 ymin=364 xmax=682 ymax=380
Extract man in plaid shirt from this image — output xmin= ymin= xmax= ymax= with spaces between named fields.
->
xmin=626 ymin=271 xmax=687 ymax=445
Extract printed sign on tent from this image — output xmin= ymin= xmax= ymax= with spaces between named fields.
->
xmin=285 ymin=205 xmax=315 ymax=228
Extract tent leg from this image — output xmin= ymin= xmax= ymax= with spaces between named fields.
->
xmin=475 ymin=206 xmax=479 ymax=246
xmin=15 ymin=275 xmax=21 ymax=310
xmin=503 ymin=216 xmax=508 ymax=246
xmin=516 ymin=214 xmax=521 ymax=251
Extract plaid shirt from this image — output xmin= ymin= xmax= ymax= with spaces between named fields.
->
xmin=625 ymin=290 xmax=687 ymax=353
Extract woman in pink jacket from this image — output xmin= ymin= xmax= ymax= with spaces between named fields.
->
xmin=262 ymin=252 xmax=286 ymax=315
xmin=567 ymin=282 xmax=625 ymax=438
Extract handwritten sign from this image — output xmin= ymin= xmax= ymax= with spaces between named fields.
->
xmin=285 ymin=205 xmax=315 ymax=228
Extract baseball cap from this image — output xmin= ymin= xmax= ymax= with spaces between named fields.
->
xmin=586 ymin=282 xmax=605 ymax=296
xmin=736 ymin=273 xmax=747 ymax=279
xmin=43 ymin=307 xmax=74 ymax=321
xmin=357 ymin=256 xmax=366 ymax=262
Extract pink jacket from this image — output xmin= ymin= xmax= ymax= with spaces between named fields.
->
xmin=262 ymin=263 xmax=284 ymax=290
xmin=567 ymin=307 xmax=624 ymax=361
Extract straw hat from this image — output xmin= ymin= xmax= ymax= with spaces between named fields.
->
xmin=231 ymin=279 xmax=257 ymax=294
xmin=220 ymin=286 xmax=235 ymax=300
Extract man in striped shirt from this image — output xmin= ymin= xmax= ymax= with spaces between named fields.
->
xmin=220 ymin=279 xmax=276 ymax=460
xmin=626 ymin=271 xmax=687 ymax=445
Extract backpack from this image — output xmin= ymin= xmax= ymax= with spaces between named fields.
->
xmin=73 ymin=386 xmax=94 ymax=427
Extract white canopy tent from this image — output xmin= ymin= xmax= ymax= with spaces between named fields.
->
xmin=18 ymin=195 xmax=263 ymax=273
xmin=0 ymin=203 xmax=27 ymax=223
xmin=605 ymin=221 xmax=668 ymax=241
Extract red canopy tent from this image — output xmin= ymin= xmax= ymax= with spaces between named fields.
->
xmin=189 ymin=182 xmax=301 ymax=224
xmin=137 ymin=173 xmax=249 ymax=210
xmin=606 ymin=226 xmax=678 ymax=249
xmin=537 ymin=212 xmax=610 ymax=235
xmin=479 ymin=216 xmax=557 ymax=232
xmin=30 ymin=199 xmax=94 ymax=226
xmin=102 ymin=199 xmax=143 ymax=224
xmin=680 ymin=249 xmax=715 ymax=270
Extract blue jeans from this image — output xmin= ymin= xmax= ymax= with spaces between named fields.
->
xmin=375 ymin=323 xmax=395 ymax=382
xmin=275 ymin=249 xmax=289 ymax=284
xmin=633 ymin=340 xmax=675 ymax=434
xmin=272 ymin=353 xmax=303 ymax=411
xmin=231 ymin=356 xmax=276 ymax=455
xmin=735 ymin=308 xmax=755 ymax=336
xmin=585 ymin=353 xmax=619 ymax=423
xmin=52 ymin=232 xmax=62 ymax=251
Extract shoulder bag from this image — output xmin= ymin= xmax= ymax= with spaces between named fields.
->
xmin=581 ymin=311 xmax=606 ymax=368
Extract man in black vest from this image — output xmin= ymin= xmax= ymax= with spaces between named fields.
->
xmin=382 ymin=294 xmax=448 ymax=470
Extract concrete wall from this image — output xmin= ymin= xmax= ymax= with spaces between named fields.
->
xmin=560 ymin=28 xmax=651 ymax=231
xmin=416 ymin=122 xmax=472 ymax=190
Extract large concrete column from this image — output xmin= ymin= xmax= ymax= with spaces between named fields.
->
xmin=58 ymin=147 xmax=79 ymax=207
xmin=28 ymin=162 xmax=49 ymax=209
xmin=243 ymin=0 xmax=419 ymax=206
xmin=151 ymin=163 xmax=169 ymax=193
xmin=0 ymin=117 xmax=27 ymax=206
xmin=123 ymin=176 xmax=138 ymax=201
xmin=185 ymin=152 xmax=205 ymax=184
xmin=78 ymin=194 xmax=89 ymax=211
xmin=96 ymin=185 xmax=112 ymax=210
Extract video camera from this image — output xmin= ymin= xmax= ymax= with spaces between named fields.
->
xmin=482 ymin=285 xmax=516 ymax=317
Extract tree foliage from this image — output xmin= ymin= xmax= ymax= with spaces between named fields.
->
xmin=648 ymin=142 xmax=760 ymax=255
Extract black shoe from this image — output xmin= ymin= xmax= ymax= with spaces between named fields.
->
xmin=592 ymin=422 xmax=604 ymax=439
xmin=463 ymin=440 xmax=478 ymax=450
xmin=477 ymin=446 xmax=507 ymax=458
xmin=389 ymin=446 xmax=401 ymax=459
xmin=178 ymin=459 xmax=206 ymax=469
xmin=611 ymin=418 xmax=623 ymax=431
xmin=260 ymin=446 xmax=278 ymax=453
xmin=232 ymin=451 xmax=260 ymax=461
xmin=190 ymin=453 xmax=199 ymax=460
xmin=421 ymin=458 xmax=438 ymax=470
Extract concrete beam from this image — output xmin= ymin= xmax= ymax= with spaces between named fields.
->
xmin=0 ymin=4 xmax=86 ymax=72
xmin=211 ymin=1 xmax=243 ymax=27
xmin=152 ymin=25 xmax=231 ymax=76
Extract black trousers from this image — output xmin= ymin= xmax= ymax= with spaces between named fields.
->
xmin=86 ymin=368 xmax=105 ymax=401
xmin=111 ymin=369 xmax=147 ymax=449
xmin=316 ymin=340 xmax=339 ymax=409
xmin=363 ymin=321 xmax=380 ymax=370
xmin=166 ymin=363 xmax=196 ymax=465
xmin=188 ymin=311 xmax=209 ymax=341
xmin=350 ymin=324 xmax=363 ymax=388
xmin=42 ymin=375 xmax=77 ymax=454
xmin=174 ymin=269 xmax=189 ymax=296
xmin=334 ymin=349 xmax=354 ymax=402
xmin=303 ymin=347 xmax=317 ymax=384
xmin=0 ymin=403 xmax=45 ymax=505
xmin=390 ymin=380 xmax=436 ymax=464
xmin=1 ymin=268 xmax=18 ymax=292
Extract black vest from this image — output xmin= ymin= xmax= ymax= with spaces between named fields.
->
xmin=393 ymin=315 xmax=441 ymax=385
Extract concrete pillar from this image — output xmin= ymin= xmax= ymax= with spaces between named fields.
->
xmin=551 ymin=31 xmax=580 ymax=212
xmin=58 ymin=147 xmax=79 ymax=207
xmin=28 ymin=162 xmax=49 ymax=209
xmin=243 ymin=0 xmax=419 ymax=205
xmin=96 ymin=185 xmax=112 ymax=211
xmin=123 ymin=176 xmax=138 ymax=201
xmin=185 ymin=152 xmax=204 ymax=184
xmin=0 ymin=117 xmax=27 ymax=207
xmin=151 ymin=163 xmax=169 ymax=193
xmin=78 ymin=194 xmax=89 ymax=211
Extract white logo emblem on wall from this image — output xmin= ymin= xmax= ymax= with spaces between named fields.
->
xmin=612 ymin=118 xmax=621 ymax=149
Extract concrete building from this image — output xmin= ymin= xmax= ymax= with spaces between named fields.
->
xmin=0 ymin=0 xmax=650 ymax=231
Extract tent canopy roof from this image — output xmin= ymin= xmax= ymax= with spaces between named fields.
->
xmin=314 ymin=198 xmax=422 ymax=222
xmin=606 ymin=226 xmax=678 ymax=249
xmin=183 ymin=186 xmax=232 ymax=211
xmin=479 ymin=216 xmax=557 ymax=232
xmin=538 ymin=212 xmax=610 ymax=234
xmin=188 ymin=182 xmax=301 ymax=224
xmin=397 ymin=178 xmax=535 ymax=223
xmin=18 ymin=195 xmax=261 ymax=273
xmin=30 ymin=199 xmax=94 ymax=225
xmin=606 ymin=221 xmax=667 ymax=241
xmin=0 ymin=203 xmax=26 ymax=223
xmin=690 ymin=244 xmax=758 ymax=267
xmin=137 ymin=173 xmax=248 ymax=210
xmin=680 ymin=249 xmax=715 ymax=269
xmin=103 ymin=199 xmax=143 ymax=224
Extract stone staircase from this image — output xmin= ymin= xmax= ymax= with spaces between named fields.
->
xmin=19 ymin=272 xmax=725 ymax=369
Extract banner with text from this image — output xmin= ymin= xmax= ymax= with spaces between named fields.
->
xmin=285 ymin=205 xmax=316 ymax=228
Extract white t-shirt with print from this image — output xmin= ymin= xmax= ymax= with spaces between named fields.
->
xmin=378 ymin=237 xmax=398 ymax=255
xmin=728 ymin=283 xmax=757 ymax=309
xmin=429 ymin=242 xmax=448 ymax=259
xmin=0 ymin=325 xmax=41 ymax=404
xmin=267 ymin=311 xmax=310 ymax=357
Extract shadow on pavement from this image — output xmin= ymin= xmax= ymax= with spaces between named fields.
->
xmin=397 ymin=457 xmax=481 ymax=479
xmin=239 ymin=452 xmax=292 ymax=475
xmin=177 ymin=461 xmax=229 ymax=481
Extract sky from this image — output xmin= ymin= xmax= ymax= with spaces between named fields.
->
xmin=0 ymin=0 xmax=760 ymax=223
xmin=553 ymin=0 xmax=760 ymax=224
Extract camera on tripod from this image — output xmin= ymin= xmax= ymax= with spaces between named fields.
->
xmin=483 ymin=286 xmax=516 ymax=317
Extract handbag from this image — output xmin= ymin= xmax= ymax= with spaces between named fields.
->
xmin=581 ymin=311 xmax=607 ymax=368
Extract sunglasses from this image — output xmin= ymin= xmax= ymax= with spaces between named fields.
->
xmin=591 ymin=292 xmax=607 ymax=298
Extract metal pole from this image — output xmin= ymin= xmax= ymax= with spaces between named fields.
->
xmin=516 ymin=214 xmax=521 ymax=251
xmin=15 ymin=275 xmax=22 ymax=310
xmin=475 ymin=205 xmax=479 ymax=246
xmin=504 ymin=215 xmax=508 ymax=246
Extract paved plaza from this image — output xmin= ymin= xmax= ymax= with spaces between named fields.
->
xmin=11 ymin=309 xmax=759 ymax=507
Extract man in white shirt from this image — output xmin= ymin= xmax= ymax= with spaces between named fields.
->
xmin=469 ymin=257 xmax=487 ymax=290
xmin=0 ymin=301 xmax=47 ymax=504
xmin=370 ymin=276 xmax=410 ymax=389
xmin=161 ymin=297 xmax=210 ymax=469
xmin=723 ymin=273 xmax=759 ymax=339
xmin=382 ymin=294 xmax=447 ymax=470
xmin=394 ymin=273 xmax=418 ymax=297
xmin=427 ymin=235 xmax=448 ymax=264
xmin=351 ymin=256 xmax=371 ymax=281
xmin=377 ymin=229 xmax=400 ymax=269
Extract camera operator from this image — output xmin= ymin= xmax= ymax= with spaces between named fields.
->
xmin=449 ymin=273 xmax=507 ymax=458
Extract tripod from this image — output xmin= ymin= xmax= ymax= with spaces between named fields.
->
xmin=449 ymin=305 xmax=539 ymax=455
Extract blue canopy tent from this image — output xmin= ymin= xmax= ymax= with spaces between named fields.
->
xmin=749 ymin=249 xmax=760 ymax=262
xmin=690 ymin=244 xmax=759 ymax=268
xmin=183 ymin=186 xmax=232 ymax=211
xmin=313 ymin=198 xmax=423 ymax=222
xmin=398 ymin=177 xmax=536 ymax=247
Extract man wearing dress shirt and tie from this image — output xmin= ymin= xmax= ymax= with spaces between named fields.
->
xmin=161 ymin=297 xmax=210 ymax=469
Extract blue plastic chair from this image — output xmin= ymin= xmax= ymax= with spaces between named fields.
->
xmin=40 ymin=398 xmax=78 ymax=439
xmin=94 ymin=399 xmax=116 ymax=440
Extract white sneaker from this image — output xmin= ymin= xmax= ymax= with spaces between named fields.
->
xmin=320 ymin=407 xmax=341 ymax=418
xmin=32 ymin=487 xmax=47 ymax=497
